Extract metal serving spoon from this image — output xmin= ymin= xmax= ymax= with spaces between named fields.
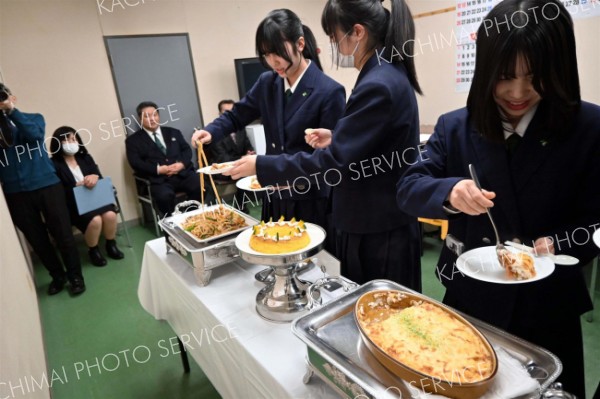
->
xmin=504 ymin=241 xmax=579 ymax=266
xmin=468 ymin=164 xmax=507 ymax=263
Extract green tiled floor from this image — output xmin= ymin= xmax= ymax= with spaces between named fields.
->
xmin=34 ymin=225 xmax=600 ymax=398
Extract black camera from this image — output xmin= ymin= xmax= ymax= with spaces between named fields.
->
xmin=0 ymin=110 xmax=15 ymax=149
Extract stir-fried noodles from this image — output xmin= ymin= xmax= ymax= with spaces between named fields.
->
xmin=181 ymin=206 xmax=246 ymax=240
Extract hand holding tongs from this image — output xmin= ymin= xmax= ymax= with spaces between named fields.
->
xmin=468 ymin=164 xmax=507 ymax=263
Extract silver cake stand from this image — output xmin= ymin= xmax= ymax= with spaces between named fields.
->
xmin=235 ymin=223 xmax=326 ymax=323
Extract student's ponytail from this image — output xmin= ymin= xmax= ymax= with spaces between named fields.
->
xmin=301 ymin=25 xmax=323 ymax=71
xmin=322 ymin=0 xmax=421 ymax=94
xmin=386 ymin=0 xmax=421 ymax=94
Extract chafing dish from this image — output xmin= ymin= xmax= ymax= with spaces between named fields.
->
xmin=293 ymin=279 xmax=562 ymax=399
xmin=234 ymin=223 xmax=350 ymax=323
xmin=159 ymin=201 xmax=258 ymax=286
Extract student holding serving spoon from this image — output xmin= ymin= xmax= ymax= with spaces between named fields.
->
xmin=396 ymin=0 xmax=600 ymax=396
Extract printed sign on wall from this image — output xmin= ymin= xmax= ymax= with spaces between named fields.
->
xmin=455 ymin=0 xmax=600 ymax=92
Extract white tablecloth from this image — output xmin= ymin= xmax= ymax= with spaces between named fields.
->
xmin=138 ymin=238 xmax=339 ymax=399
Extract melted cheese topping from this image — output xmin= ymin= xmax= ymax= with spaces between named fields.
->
xmin=362 ymin=303 xmax=494 ymax=383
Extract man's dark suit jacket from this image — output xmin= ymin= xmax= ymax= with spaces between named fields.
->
xmin=125 ymin=126 xmax=196 ymax=183
xmin=207 ymin=130 xmax=254 ymax=164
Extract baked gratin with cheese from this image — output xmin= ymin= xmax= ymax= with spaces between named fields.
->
xmin=356 ymin=291 xmax=496 ymax=385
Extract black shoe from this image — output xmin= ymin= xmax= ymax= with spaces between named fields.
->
xmin=69 ymin=278 xmax=86 ymax=295
xmin=88 ymin=246 xmax=107 ymax=267
xmin=48 ymin=278 xmax=65 ymax=295
xmin=105 ymin=240 xmax=124 ymax=260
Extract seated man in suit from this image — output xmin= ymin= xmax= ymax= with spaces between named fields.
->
xmin=206 ymin=99 xmax=255 ymax=168
xmin=126 ymin=101 xmax=210 ymax=216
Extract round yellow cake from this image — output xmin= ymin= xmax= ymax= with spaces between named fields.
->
xmin=249 ymin=218 xmax=310 ymax=254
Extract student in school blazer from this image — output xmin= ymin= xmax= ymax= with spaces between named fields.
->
xmin=205 ymin=61 xmax=345 ymax=199
xmin=396 ymin=101 xmax=600 ymax=395
xmin=126 ymin=125 xmax=202 ymax=215
xmin=254 ymin=54 xmax=422 ymax=288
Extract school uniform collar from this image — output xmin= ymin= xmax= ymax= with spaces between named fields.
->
xmin=284 ymin=60 xmax=311 ymax=94
xmin=502 ymin=103 xmax=539 ymax=140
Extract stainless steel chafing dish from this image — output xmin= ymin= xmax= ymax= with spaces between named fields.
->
xmin=159 ymin=201 xmax=258 ymax=286
xmin=293 ymin=279 xmax=564 ymax=399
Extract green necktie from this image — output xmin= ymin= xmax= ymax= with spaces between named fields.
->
xmin=153 ymin=132 xmax=166 ymax=155
xmin=506 ymin=133 xmax=521 ymax=157
xmin=285 ymin=88 xmax=293 ymax=103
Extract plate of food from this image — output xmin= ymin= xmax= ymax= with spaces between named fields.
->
xmin=235 ymin=218 xmax=325 ymax=256
xmin=197 ymin=161 xmax=237 ymax=175
xmin=456 ymin=246 xmax=554 ymax=284
xmin=236 ymin=175 xmax=273 ymax=192
xmin=355 ymin=289 xmax=497 ymax=398
xmin=173 ymin=204 xmax=250 ymax=243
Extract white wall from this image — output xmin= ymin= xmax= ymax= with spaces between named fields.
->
xmin=0 ymin=188 xmax=50 ymax=399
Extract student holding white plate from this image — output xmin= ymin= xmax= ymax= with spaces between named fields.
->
xmin=396 ymin=0 xmax=600 ymax=395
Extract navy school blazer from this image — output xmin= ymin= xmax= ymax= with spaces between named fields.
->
xmin=203 ymin=61 xmax=346 ymax=200
xmin=396 ymin=101 xmax=600 ymax=328
xmin=125 ymin=126 xmax=195 ymax=184
xmin=256 ymin=54 xmax=420 ymax=234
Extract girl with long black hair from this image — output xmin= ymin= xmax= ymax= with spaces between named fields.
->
xmin=397 ymin=0 xmax=600 ymax=395
xmin=223 ymin=0 xmax=423 ymax=290
xmin=192 ymin=9 xmax=346 ymax=229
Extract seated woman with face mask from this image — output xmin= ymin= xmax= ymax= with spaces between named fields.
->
xmin=51 ymin=126 xmax=124 ymax=267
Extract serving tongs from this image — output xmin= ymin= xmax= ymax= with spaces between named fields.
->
xmin=468 ymin=164 xmax=507 ymax=264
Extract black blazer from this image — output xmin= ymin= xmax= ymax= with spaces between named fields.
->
xmin=256 ymin=54 xmax=420 ymax=233
xmin=396 ymin=101 xmax=600 ymax=328
xmin=207 ymin=130 xmax=254 ymax=163
xmin=204 ymin=61 xmax=346 ymax=200
xmin=125 ymin=126 xmax=195 ymax=183
xmin=53 ymin=153 xmax=103 ymax=217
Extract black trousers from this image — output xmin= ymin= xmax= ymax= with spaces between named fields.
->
xmin=5 ymin=183 xmax=83 ymax=282
xmin=150 ymin=172 xmax=209 ymax=215
xmin=336 ymin=222 xmax=422 ymax=291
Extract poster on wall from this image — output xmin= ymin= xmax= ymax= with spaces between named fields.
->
xmin=455 ymin=0 xmax=600 ymax=92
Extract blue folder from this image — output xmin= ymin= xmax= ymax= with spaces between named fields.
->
xmin=73 ymin=177 xmax=115 ymax=215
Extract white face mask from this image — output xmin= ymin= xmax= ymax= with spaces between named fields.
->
xmin=62 ymin=142 xmax=79 ymax=155
xmin=338 ymin=32 xmax=360 ymax=68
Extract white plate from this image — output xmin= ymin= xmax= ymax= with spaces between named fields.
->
xmin=197 ymin=161 xmax=236 ymax=175
xmin=593 ymin=229 xmax=600 ymax=249
xmin=170 ymin=204 xmax=252 ymax=244
xmin=235 ymin=222 xmax=325 ymax=256
xmin=456 ymin=246 xmax=555 ymax=284
xmin=236 ymin=175 xmax=274 ymax=192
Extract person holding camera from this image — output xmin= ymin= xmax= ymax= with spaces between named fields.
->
xmin=0 ymin=83 xmax=85 ymax=295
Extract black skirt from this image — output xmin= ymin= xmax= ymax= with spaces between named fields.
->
xmin=71 ymin=204 xmax=117 ymax=233
xmin=335 ymin=222 xmax=422 ymax=291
